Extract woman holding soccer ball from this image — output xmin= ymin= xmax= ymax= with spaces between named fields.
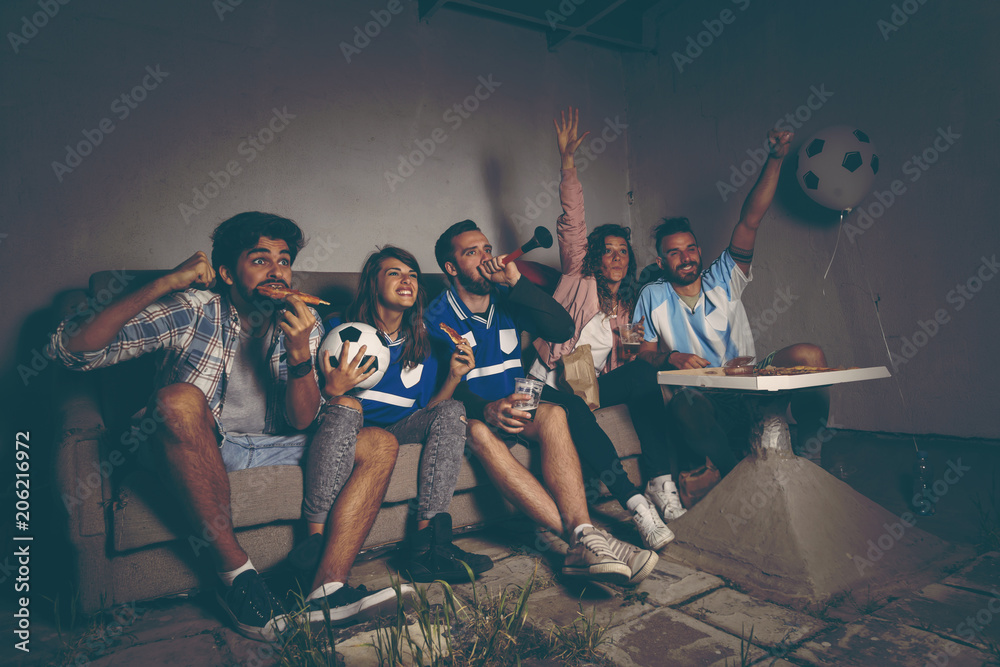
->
xmin=305 ymin=245 xmax=492 ymax=584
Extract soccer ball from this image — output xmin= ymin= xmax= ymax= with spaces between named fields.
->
xmin=319 ymin=322 xmax=391 ymax=390
xmin=796 ymin=126 xmax=879 ymax=211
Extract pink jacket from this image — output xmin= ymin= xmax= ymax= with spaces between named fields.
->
xmin=533 ymin=168 xmax=630 ymax=373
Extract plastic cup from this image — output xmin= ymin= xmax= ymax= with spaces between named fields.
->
xmin=619 ymin=322 xmax=642 ymax=358
xmin=512 ymin=377 xmax=544 ymax=414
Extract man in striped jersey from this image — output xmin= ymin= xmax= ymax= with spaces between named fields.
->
xmin=634 ymin=130 xmax=830 ymax=471
xmin=426 ymin=220 xmax=660 ymax=587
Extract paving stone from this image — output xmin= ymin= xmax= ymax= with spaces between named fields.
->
xmin=602 ymin=607 xmax=765 ymax=667
xmin=454 ymin=554 xmax=550 ymax=602
xmin=681 ymin=588 xmax=830 ymax=648
xmin=875 ymin=582 xmax=1000 ymax=650
xmin=123 ymin=598 xmax=220 ymax=645
xmin=451 ymin=532 xmax=516 ymax=562
xmin=88 ymin=633 xmax=229 ymax=666
xmin=635 ymin=558 xmax=724 ymax=607
xmin=791 ymin=616 xmax=992 ymax=666
xmin=525 ymin=582 xmax=657 ymax=631
xmin=336 ymin=621 xmax=450 ymax=667
xmin=940 ymin=551 xmax=1000 ymax=594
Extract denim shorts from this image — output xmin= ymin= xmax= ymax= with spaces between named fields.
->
xmin=218 ymin=433 xmax=309 ymax=472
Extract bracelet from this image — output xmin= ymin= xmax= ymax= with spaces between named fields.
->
xmin=666 ymin=350 xmax=676 ymax=365
xmin=287 ymin=359 xmax=314 ymax=379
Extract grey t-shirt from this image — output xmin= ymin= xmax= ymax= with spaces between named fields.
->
xmin=221 ymin=322 xmax=274 ymax=435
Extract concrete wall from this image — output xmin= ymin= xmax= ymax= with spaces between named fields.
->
xmin=622 ymin=0 xmax=999 ymax=437
xmin=3 ymin=0 xmax=997 ymax=439
xmin=1 ymin=0 xmax=632 ymax=434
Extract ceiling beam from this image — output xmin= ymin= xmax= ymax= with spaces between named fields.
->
xmin=418 ymin=0 xmax=449 ymax=21
xmin=547 ymin=0 xmax=629 ymax=51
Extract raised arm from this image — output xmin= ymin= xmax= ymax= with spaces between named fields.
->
xmin=63 ymin=252 xmax=215 ymax=353
xmin=553 ymin=106 xmax=590 ymax=275
xmin=728 ymin=129 xmax=793 ymax=276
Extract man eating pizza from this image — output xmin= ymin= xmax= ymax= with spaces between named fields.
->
xmin=634 ymin=129 xmax=832 ymax=471
xmin=51 ymin=211 xmax=410 ymax=642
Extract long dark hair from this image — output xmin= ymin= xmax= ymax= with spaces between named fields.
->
xmin=582 ymin=224 xmax=638 ymax=316
xmin=347 ymin=246 xmax=429 ymax=370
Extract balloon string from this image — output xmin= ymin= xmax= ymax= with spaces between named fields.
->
xmin=822 ymin=210 xmax=845 ymax=293
xmin=853 ymin=234 xmax=920 ymax=453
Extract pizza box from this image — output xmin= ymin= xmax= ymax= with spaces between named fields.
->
xmin=656 ymin=366 xmax=891 ymax=392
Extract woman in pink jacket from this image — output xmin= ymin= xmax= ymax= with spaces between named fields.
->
xmin=529 ymin=108 xmax=686 ymax=525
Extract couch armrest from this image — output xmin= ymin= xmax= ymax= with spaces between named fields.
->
xmin=54 ymin=366 xmax=110 ymax=539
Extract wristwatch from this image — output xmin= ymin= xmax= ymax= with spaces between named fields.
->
xmin=288 ymin=359 xmax=314 ymax=379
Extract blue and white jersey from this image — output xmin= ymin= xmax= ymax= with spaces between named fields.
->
xmin=425 ymin=284 xmax=523 ymax=403
xmin=324 ymin=317 xmax=438 ymax=427
xmin=633 ymin=250 xmax=754 ymax=367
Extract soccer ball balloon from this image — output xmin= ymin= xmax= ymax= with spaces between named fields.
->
xmin=319 ymin=322 xmax=391 ymax=390
xmin=796 ymin=126 xmax=879 ymax=211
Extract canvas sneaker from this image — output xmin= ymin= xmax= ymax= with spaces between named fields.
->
xmin=305 ymin=583 xmax=416 ymax=627
xmin=561 ymin=525 xmax=631 ymax=585
xmin=645 ymin=476 xmax=688 ymax=522
xmin=602 ymin=530 xmax=658 ymax=586
xmin=217 ymin=570 xmax=288 ymax=643
xmin=631 ymin=501 xmax=675 ymax=551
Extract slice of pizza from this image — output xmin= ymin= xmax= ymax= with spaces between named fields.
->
xmin=439 ymin=322 xmax=465 ymax=346
xmin=257 ymin=284 xmax=330 ymax=306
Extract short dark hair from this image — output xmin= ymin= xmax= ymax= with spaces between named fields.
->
xmin=654 ymin=217 xmax=697 ymax=257
xmin=434 ymin=219 xmax=480 ymax=277
xmin=210 ymin=212 xmax=305 ymax=272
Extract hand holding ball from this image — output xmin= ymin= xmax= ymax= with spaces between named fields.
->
xmin=319 ymin=322 xmax=391 ymax=390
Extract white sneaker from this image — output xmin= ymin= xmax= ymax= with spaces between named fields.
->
xmin=602 ymin=530 xmax=658 ymax=586
xmin=631 ymin=501 xmax=674 ymax=551
xmin=645 ymin=476 xmax=687 ymax=522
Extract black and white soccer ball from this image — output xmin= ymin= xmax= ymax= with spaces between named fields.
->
xmin=319 ymin=322 xmax=390 ymax=390
xmin=796 ymin=126 xmax=879 ymax=212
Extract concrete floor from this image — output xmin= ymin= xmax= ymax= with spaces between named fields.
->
xmin=3 ymin=430 xmax=999 ymax=666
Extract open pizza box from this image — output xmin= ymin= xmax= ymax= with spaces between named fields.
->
xmin=657 ymin=366 xmax=891 ymax=392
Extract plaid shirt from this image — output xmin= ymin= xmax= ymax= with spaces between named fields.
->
xmin=52 ymin=288 xmax=324 ymax=434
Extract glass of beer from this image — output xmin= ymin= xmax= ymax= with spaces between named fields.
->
xmin=619 ymin=322 xmax=642 ymax=360
xmin=512 ymin=377 xmax=544 ymax=419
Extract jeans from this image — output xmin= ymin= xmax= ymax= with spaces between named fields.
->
xmin=382 ymin=399 xmax=467 ymax=522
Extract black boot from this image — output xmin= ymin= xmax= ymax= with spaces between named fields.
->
xmin=403 ymin=513 xmax=493 ymax=583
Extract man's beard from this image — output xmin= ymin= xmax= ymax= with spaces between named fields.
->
xmin=457 ymin=268 xmax=492 ymax=296
xmin=663 ymin=259 xmax=702 ymax=286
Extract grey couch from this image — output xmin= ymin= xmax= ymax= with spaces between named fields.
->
xmin=54 ymin=269 xmax=646 ymax=613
